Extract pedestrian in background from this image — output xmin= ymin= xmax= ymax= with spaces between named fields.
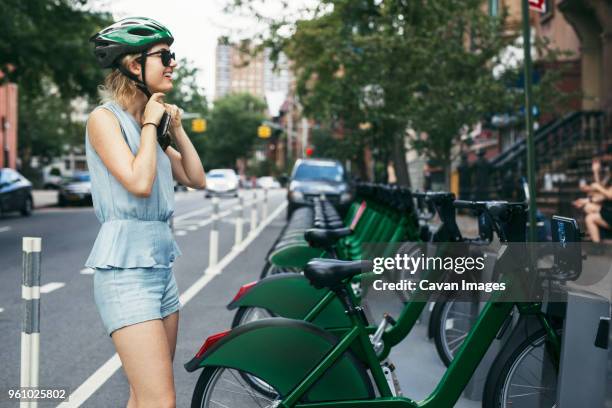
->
xmin=86 ymin=17 xmax=205 ymax=408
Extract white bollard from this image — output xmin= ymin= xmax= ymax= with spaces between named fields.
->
xmin=21 ymin=237 xmax=42 ymax=408
xmin=209 ymin=197 xmax=219 ymax=268
xmin=263 ymin=187 xmax=269 ymax=220
xmin=234 ymin=195 xmax=244 ymax=247
xmin=250 ymin=190 xmax=258 ymax=232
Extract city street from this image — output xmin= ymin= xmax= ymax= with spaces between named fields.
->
xmin=0 ymin=188 xmax=287 ymax=407
xmin=0 ymin=189 xmax=486 ymax=408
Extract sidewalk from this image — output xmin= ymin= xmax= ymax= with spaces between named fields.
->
xmin=32 ymin=189 xmax=58 ymax=208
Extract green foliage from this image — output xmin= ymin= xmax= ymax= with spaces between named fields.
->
xmin=17 ymin=82 xmax=85 ymax=167
xmin=0 ymin=0 xmax=112 ymax=100
xmin=165 ymin=59 xmax=209 ymax=115
xmin=309 ymin=127 xmax=362 ymax=162
xmin=203 ymin=93 xmax=267 ymax=169
xmin=1 ymin=0 xmax=113 ymax=168
xmin=164 ymin=58 xmax=210 ymax=160
xmin=229 ymin=0 xmax=568 ymax=185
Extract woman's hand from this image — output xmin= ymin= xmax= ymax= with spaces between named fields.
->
xmin=164 ymin=103 xmax=184 ymax=135
xmin=142 ymin=93 xmax=166 ymax=126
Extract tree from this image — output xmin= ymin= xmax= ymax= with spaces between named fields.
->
xmin=203 ymin=93 xmax=267 ymax=169
xmin=1 ymin=0 xmax=113 ymax=172
xmin=18 ymin=83 xmax=86 ymax=170
xmin=164 ymin=58 xmax=210 ymax=161
xmin=0 ymin=0 xmax=112 ymax=99
xmin=165 ymin=59 xmax=209 ymax=116
xmin=229 ymin=0 xmax=566 ymax=187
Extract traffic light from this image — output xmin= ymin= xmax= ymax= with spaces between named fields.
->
xmin=258 ymin=125 xmax=272 ymax=139
xmin=192 ymin=118 xmax=207 ymax=133
xmin=306 ymin=147 xmax=314 ymax=157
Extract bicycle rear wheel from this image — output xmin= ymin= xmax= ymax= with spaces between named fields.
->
xmin=230 ymin=307 xmax=279 ymax=396
xmin=192 ymin=366 xmax=281 ymax=408
xmin=483 ymin=328 xmax=560 ymax=408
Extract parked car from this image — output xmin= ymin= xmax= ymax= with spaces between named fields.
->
xmin=58 ymin=172 xmax=92 ymax=206
xmin=256 ymin=176 xmax=281 ymax=189
xmin=0 ymin=168 xmax=33 ymax=217
xmin=205 ymin=169 xmax=239 ymax=198
xmin=174 ymin=181 xmax=188 ymax=192
xmin=42 ymin=166 xmax=64 ymax=190
xmin=287 ymin=158 xmax=353 ymax=219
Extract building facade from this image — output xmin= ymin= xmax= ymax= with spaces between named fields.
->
xmin=0 ymin=83 xmax=18 ymax=169
xmin=214 ymin=39 xmax=291 ymax=100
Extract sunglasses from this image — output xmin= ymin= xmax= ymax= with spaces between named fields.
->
xmin=141 ymin=49 xmax=176 ymax=66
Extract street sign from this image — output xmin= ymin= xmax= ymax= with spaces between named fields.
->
xmin=191 ymin=118 xmax=207 ymax=133
xmin=258 ymin=125 xmax=272 ymax=139
xmin=528 ymin=0 xmax=546 ymax=13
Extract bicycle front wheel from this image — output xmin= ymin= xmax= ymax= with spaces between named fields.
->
xmin=483 ymin=328 xmax=560 ymax=408
xmin=192 ymin=366 xmax=282 ymax=408
xmin=431 ymin=297 xmax=479 ymax=366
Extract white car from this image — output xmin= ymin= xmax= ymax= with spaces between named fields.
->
xmin=256 ymin=176 xmax=281 ymax=189
xmin=205 ymin=169 xmax=239 ymax=198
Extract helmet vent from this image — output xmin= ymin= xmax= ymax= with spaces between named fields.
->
xmin=128 ymin=27 xmax=155 ymax=36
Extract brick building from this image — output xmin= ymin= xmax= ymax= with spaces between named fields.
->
xmin=0 ymin=83 xmax=18 ymax=169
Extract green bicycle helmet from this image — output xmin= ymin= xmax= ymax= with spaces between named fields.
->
xmin=90 ymin=17 xmax=174 ymax=97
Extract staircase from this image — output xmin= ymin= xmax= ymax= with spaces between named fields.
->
xmin=488 ymin=111 xmax=608 ymax=218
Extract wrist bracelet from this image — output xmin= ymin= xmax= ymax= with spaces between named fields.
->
xmin=142 ymin=122 xmax=158 ymax=128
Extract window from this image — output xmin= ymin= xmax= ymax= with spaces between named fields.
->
xmin=293 ymin=162 xmax=344 ymax=182
xmin=489 ymin=0 xmax=499 ymax=17
xmin=541 ymin=0 xmax=554 ymax=22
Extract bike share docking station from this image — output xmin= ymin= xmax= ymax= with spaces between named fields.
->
xmin=557 ymin=289 xmax=609 ymax=407
xmin=463 ymin=258 xmax=610 ymax=406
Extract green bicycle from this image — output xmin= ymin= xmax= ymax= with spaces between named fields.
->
xmin=185 ymin=201 xmax=582 ymax=408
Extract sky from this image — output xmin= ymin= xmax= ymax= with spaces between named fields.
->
xmin=90 ymin=0 xmax=315 ymax=101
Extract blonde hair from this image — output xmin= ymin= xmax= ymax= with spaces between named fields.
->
xmin=98 ymin=53 xmax=141 ymax=108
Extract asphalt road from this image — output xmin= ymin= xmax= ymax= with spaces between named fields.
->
xmin=0 ymin=189 xmax=495 ymax=408
xmin=0 ymin=188 xmax=287 ymax=407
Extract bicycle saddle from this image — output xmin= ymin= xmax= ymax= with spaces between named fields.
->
xmin=304 ymin=259 xmax=371 ymax=289
xmin=304 ymin=228 xmax=352 ymax=248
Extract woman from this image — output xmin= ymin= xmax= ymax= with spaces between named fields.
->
xmin=572 ymin=156 xmax=611 ymax=211
xmin=585 ymin=181 xmax=612 ymax=244
xmin=86 ymin=17 xmax=205 ymax=408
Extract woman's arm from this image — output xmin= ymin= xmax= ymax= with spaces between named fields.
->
xmin=591 ymin=182 xmax=612 ymax=200
xmin=164 ymin=104 xmax=206 ymax=189
xmin=87 ymin=93 xmax=167 ymax=197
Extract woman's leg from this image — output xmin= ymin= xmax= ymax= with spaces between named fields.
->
xmin=583 ymin=202 xmax=602 ymax=214
xmin=162 ymin=311 xmax=179 ymax=361
xmin=585 ymin=212 xmax=611 ymax=243
xmin=112 ymin=319 xmax=176 ymax=408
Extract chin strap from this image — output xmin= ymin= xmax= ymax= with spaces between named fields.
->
xmin=115 ymin=51 xmax=152 ymax=99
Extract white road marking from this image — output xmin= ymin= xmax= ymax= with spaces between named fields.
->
xmin=175 ymin=230 xmax=187 ymax=236
xmin=0 ymin=226 xmax=11 ymax=233
xmin=80 ymin=268 xmax=95 ymax=275
xmin=0 ymin=308 xmax=4 ymax=313
xmin=40 ymin=282 xmax=66 ymax=294
xmin=172 ymin=192 xmax=272 ymax=223
xmin=58 ymin=201 xmax=287 ymax=408
xmin=187 ymin=225 xmax=198 ymax=231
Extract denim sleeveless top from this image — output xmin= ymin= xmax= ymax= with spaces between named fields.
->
xmin=84 ymin=101 xmax=181 ymax=269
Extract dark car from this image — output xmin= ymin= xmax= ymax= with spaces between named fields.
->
xmin=287 ymin=158 xmax=353 ymax=219
xmin=0 ymin=168 xmax=33 ymax=217
xmin=58 ymin=172 xmax=92 ymax=206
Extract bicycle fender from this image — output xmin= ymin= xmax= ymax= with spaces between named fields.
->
xmin=269 ymin=243 xmax=324 ymax=268
xmin=185 ymin=318 xmax=375 ymax=401
xmin=228 ymin=273 xmax=351 ymax=328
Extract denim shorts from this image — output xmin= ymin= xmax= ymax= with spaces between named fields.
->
xmin=93 ymin=267 xmax=183 ymax=336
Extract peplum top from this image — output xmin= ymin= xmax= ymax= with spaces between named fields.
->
xmin=84 ymin=101 xmax=181 ymax=269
